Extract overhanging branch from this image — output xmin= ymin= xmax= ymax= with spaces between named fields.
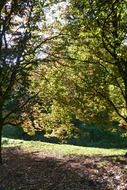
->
xmin=97 ymin=90 xmax=126 ymax=121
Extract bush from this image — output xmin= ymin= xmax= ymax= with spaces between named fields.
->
xmin=67 ymin=123 xmax=127 ymax=148
xmin=2 ymin=125 xmax=24 ymax=139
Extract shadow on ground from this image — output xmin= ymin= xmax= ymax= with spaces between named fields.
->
xmin=0 ymin=147 xmax=127 ymax=190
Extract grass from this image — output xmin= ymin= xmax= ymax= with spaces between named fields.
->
xmin=2 ymin=137 xmax=127 ymax=157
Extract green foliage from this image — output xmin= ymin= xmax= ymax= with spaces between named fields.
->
xmin=2 ymin=122 xmax=127 ymax=148
xmin=67 ymin=123 xmax=127 ymax=148
xmin=51 ymin=0 xmax=127 ymax=125
xmin=0 ymin=0 xmax=62 ymax=135
xmin=2 ymin=125 xmax=24 ymax=139
xmin=0 ymin=0 xmax=43 ymax=128
xmin=1 ymin=0 xmax=127 ymax=150
xmin=19 ymin=0 xmax=127 ymax=142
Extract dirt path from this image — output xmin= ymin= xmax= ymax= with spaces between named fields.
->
xmin=0 ymin=147 xmax=127 ymax=190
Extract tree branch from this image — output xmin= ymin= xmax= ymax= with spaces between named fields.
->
xmin=97 ymin=90 xmax=126 ymax=121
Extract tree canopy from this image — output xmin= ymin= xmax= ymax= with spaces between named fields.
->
xmin=0 ymin=0 xmax=63 ymax=163
xmin=0 ymin=0 xmax=127 ymax=163
xmin=25 ymin=0 xmax=127 ymax=141
xmin=50 ymin=0 xmax=127 ymax=125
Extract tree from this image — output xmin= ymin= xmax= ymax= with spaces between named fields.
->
xmin=53 ymin=0 xmax=127 ymax=126
xmin=20 ymin=0 xmax=127 ymax=143
xmin=21 ymin=0 xmax=127 ymax=143
xmin=34 ymin=59 xmax=102 ymax=141
xmin=0 ymin=0 xmax=61 ymax=164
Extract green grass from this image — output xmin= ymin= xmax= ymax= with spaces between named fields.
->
xmin=2 ymin=137 xmax=127 ymax=157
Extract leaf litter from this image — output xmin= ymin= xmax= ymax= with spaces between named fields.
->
xmin=0 ymin=147 xmax=127 ymax=190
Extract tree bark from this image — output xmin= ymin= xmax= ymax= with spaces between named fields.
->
xmin=0 ymin=124 xmax=2 ymax=164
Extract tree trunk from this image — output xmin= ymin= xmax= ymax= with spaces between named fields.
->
xmin=0 ymin=124 xmax=3 ymax=164
xmin=0 ymin=85 xmax=3 ymax=164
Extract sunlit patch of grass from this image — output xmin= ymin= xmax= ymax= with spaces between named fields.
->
xmin=2 ymin=137 xmax=126 ymax=157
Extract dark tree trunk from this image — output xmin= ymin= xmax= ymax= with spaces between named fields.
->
xmin=0 ymin=124 xmax=3 ymax=164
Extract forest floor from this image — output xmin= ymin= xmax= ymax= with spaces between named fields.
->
xmin=0 ymin=139 xmax=127 ymax=190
